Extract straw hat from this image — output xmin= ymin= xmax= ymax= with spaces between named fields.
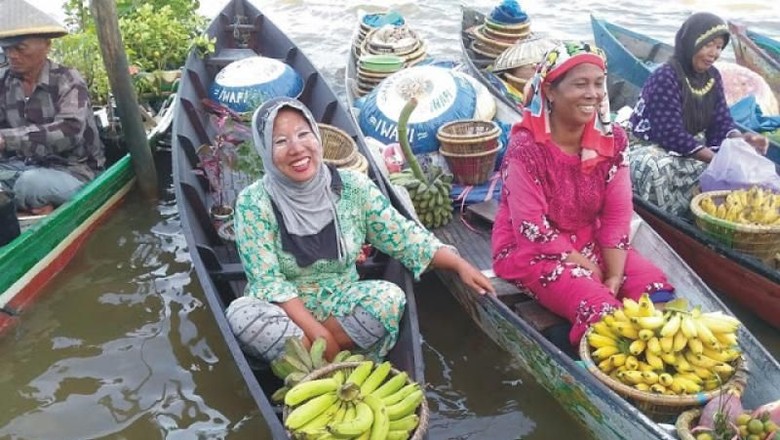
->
xmin=0 ymin=0 xmax=67 ymax=46
xmin=493 ymin=37 xmax=560 ymax=73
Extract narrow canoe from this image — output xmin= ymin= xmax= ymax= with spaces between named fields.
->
xmin=729 ymin=21 xmax=780 ymax=105
xmin=171 ymin=0 xmax=426 ymax=437
xmin=590 ymin=15 xmax=780 ymax=163
xmin=592 ymin=15 xmax=780 ymax=329
xmin=409 ymin=8 xmax=780 ymax=439
xmin=0 ymin=95 xmax=174 ymax=334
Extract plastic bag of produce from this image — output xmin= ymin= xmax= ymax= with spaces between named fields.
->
xmin=700 ymin=137 xmax=780 ymax=192
xmin=209 ymin=56 xmax=302 ymax=113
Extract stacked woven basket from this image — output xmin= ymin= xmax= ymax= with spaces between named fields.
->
xmin=319 ymin=123 xmax=368 ymax=174
xmin=353 ymin=12 xmax=406 ymax=57
xmin=470 ymin=15 xmax=533 ymax=61
xmin=354 ymin=24 xmax=427 ymax=98
xmin=492 ymin=37 xmax=559 ymax=94
xmin=436 ymin=119 xmax=501 ymax=186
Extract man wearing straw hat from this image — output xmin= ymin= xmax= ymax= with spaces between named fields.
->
xmin=0 ymin=0 xmax=105 ymax=215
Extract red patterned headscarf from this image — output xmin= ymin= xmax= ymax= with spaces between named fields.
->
xmin=518 ymin=41 xmax=614 ymax=172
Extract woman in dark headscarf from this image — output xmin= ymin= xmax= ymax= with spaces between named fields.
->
xmin=629 ymin=12 xmax=768 ymax=216
xmin=225 ymin=97 xmax=493 ymax=363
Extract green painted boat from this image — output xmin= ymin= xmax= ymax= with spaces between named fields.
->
xmin=0 ymin=94 xmax=174 ymax=333
xmin=340 ymin=6 xmax=780 ymax=439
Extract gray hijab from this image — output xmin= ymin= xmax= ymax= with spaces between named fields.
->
xmin=252 ymin=97 xmax=345 ymax=258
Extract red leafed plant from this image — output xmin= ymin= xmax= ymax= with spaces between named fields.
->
xmin=195 ymin=99 xmax=253 ymax=213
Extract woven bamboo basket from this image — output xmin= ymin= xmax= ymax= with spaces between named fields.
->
xmin=503 ymin=71 xmax=528 ymax=91
xmin=283 ymin=361 xmax=429 ymax=440
xmin=484 ymin=17 xmax=531 ymax=33
xmin=675 ymin=408 xmax=703 ymax=440
xmin=319 ymin=123 xmax=358 ymax=167
xmin=471 ymin=40 xmax=503 ymax=59
xmin=579 ymin=330 xmax=749 ymax=423
xmin=471 ymin=25 xmax=515 ymax=51
xmin=440 ymin=146 xmax=500 ymax=186
xmin=690 ymin=190 xmax=780 ymax=263
xmin=436 ymin=120 xmax=501 ymax=155
xmin=675 ymin=392 xmax=752 ymax=440
xmin=342 ymin=152 xmax=369 ymax=174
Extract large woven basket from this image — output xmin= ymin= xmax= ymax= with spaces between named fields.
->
xmin=436 ymin=120 xmax=501 ymax=155
xmin=440 ymin=146 xmax=500 ymax=186
xmin=675 ymin=395 xmax=752 ymax=440
xmin=319 ymin=123 xmax=358 ymax=167
xmin=283 ymin=361 xmax=429 ymax=440
xmin=578 ymin=330 xmax=749 ymax=423
xmin=690 ymin=190 xmax=780 ymax=263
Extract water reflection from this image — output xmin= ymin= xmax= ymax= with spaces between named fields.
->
xmin=0 ymin=182 xmax=265 ymax=439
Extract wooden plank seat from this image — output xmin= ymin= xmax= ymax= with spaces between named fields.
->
xmin=464 ymin=200 xmax=576 ymax=356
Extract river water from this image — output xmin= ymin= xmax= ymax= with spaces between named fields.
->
xmin=2 ymin=1 xmax=780 ymax=439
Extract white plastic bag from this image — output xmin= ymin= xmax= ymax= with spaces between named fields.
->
xmin=699 ymin=137 xmax=780 ymax=192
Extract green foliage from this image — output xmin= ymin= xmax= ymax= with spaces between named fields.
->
xmin=52 ymin=30 xmax=110 ymax=105
xmin=52 ymin=0 xmax=212 ymax=104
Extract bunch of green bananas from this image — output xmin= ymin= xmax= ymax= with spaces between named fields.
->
xmin=389 ymin=167 xmax=453 ymax=229
xmin=700 ymin=186 xmax=780 ymax=225
xmin=587 ymin=294 xmax=742 ymax=395
xmin=270 ymin=337 xmax=367 ymax=403
xmin=389 ymin=97 xmax=454 ymax=230
xmin=284 ymin=360 xmax=424 ymax=439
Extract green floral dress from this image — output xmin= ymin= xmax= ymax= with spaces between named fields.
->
xmin=234 ymin=170 xmax=444 ymax=358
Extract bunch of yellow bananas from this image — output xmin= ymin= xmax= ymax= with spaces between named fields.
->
xmin=587 ymin=294 xmax=742 ymax=395
xmin=699 ymin=186 xmax=780 ymax=225
xmin=284 ymin=360 xmax=424 ymax=439
xmin=270 ymin=338 xmax=367 ymax=403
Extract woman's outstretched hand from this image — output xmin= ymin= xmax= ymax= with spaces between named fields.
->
xmin=455 ymin=261 xmax=495 ymax=296
xmin=431 ymin=247 xmax=495 ymax=296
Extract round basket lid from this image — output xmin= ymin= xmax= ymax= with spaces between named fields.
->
xmin=366 ymin=24 xmax=421 ymax=54
xmin=452 ymin=71 xmax=497 ymax=121
xmin=209 ymin=56 xmax=302 ymax=113
xmin=357 ymin=65 xmax=477 ymax=154
xmin=493 ymin=36 xmax=559 ymax=73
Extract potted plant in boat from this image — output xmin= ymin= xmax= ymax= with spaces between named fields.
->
xmin=195 ymin=100 xmax=253 ymax=220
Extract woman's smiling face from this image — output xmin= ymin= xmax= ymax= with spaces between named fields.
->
xmin=271 ymin=108 xmax=321 ymax=183
xmin=545 ymin=62 xmax=606 ymax=127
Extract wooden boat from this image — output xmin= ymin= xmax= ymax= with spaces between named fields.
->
xmin=729 ymin=22 xmax=780 ymax=104
xmin=590 ymin=15 xmax=780 ymax=163
xmin=343 ymin=6 xmax=780 ymax=439
xmin=171 ymin=0 xmax=426 ymax=437
xmin=592 ymin=15 xmax=780 ymax=329
xmin=0 ymin=97 xmax=174 ymax=334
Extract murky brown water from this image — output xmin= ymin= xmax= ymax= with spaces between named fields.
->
xmin=2 ymin=0 xmax=780 ymax=439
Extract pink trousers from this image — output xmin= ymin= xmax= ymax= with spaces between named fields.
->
xmin=495 ymin=249 xmax=673 ymax=346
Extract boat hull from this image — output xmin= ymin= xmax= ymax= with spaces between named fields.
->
xmin=729 ymin=22 xmax=780 ymax=105
xmin=0 ymin=156 xmax=135 ymax=333
xmin=172 ymin=1 xmax=426 ymax=437
xmin=593 ymin=14 xmax=780 ymax=329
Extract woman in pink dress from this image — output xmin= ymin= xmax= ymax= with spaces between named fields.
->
xmin=491 ymin=42 xmax=674 ymax=347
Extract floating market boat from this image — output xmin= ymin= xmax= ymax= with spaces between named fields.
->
xmin=346 ymin=6 xmax=780 ymax=439
xmin=590 ymin=15 xmax=780 ymax=162
xmin=0 ymin=94 xmax=174 ymax=335
xmin=591 ymin=15 xmax=780 ymax=329
xmin=171 ymin=0 xmax=426 ymax=437
xmin=375 ymin=8 xmax=780 ymax=439
xmin=728 ymin=21 xmax=780 ymax=105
